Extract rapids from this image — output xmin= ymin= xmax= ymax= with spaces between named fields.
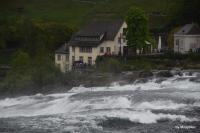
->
xmin=0 ymin=71 xmax=200 ymax=133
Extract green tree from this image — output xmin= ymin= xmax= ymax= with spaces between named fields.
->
xmin=125 ymin=7 xmax=149 ymax=54
xmin=0 ymin=51 xmax=63 ymax=94
xmin=0 ymin=16 xmax=73 ymax=55
xmin=32 ymin=20 xmax=73 ymax=52
xmin=11 ymin=50 xmax=31 ymax=70
xmin=30 ymin=52 xmax=63 ymax=88
xmin=0 ymin=51 xmax=33 ymax=93
xmin=167 ymin=27 xmax=180 ymax=50
xmin=0 ymin=36 xmax=5 ymax=49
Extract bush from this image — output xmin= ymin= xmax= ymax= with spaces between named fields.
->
xmin=0 ymin=51 xmax=64 ymax=95
xmin=125 ymin=59 xmax=153 ymax=71
xmin=96 ymin=56 xmax=122 ymax=73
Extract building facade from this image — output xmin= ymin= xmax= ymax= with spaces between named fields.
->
xmin=174 ymin=24 xmax=200 ymax=53
xmin=55 ymin=20 xmax=127 ymax=72
xmin=55 ymin=44 xmax=69 ymax=73
xmin=68 ymin=20 xmax=127 ymax=70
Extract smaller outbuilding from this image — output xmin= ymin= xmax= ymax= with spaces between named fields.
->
xmin=174 ymin=23 xmax=200 ymax=53
xmin=55 ymin=43 xmax=69 ymax=73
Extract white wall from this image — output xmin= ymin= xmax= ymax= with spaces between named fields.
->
xmin=174 ymin=35 xmax=200 ymax=53
xmin=69 ymin=46 xmax=98 ymax=68
xmin=55 ymin=53 xmax=69 ymax=73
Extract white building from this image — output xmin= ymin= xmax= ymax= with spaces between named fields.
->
xmin=174 ymin=23 xmax=200 ymax=53
xmin=55 ymin=44 xmax=69 ymax=73
xmin=55 ymin=20 xmax=127 ymax=72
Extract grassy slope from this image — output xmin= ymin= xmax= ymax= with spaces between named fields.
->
xmin=0 ymin=0 xmax=178 ymax=28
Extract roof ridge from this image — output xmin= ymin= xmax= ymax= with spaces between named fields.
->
xmin=68 ymin=20 xmax=125 ymax=47
xmin=175 ymin=23 xmax=200 ymax=35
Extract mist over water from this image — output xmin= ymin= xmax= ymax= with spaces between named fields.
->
xmin=0 ymin=71 xmax=200 ymax=132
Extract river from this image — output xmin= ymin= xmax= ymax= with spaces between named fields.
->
xmin=0 ymin=71 xmax=200 ymax=133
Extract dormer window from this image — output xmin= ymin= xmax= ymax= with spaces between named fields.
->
xmin=80 ymin=47 xmax=92 ymax=53
xmin=99 ymin=34 xmax=105 ymax=41
xmin=75 ymin=36 xmax=100 ymax=41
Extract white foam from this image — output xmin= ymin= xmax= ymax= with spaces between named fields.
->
xmin=0 ymin=93 xmax=75 ymax=117
xmin=81 ymin=97 xmax=187 ymax=111
xmin=94 ymin=110 xmax=197 ymax=124
xmin=135 ymin=100 xmax=187 ymax=110
xmin=0 ymin=73 xmax=199 ymax=127
xmin=69 ymin=75 xmax=200 ymax=93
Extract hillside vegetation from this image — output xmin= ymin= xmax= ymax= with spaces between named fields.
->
xmin=0 ymin=0 xmax=178 ymax=29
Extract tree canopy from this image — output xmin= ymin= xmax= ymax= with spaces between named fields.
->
xmin=125 ymin=7 xmax=149 ymax=52
xmin=0 ymin=16 xmax=73 ymax=55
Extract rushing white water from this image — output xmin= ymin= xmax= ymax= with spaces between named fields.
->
xmin=0 ymin=71 xmax=200 ymax=132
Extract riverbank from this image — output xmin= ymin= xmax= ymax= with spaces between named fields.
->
xmin=95 ymin=53 xmax=200 ymax=71
xmin=1 ymin=68 xmax=200 ymax=99
xmin=0 ymin=70 xmax=200 ymax=133
xmin=1 ymin=53 xmax=200 ymax=98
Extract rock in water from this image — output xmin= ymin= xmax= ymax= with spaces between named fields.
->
xmin=139 ymin=71 xmax=153 ymax=78
xmin=156 ymin=70 xmax=173 ymax=78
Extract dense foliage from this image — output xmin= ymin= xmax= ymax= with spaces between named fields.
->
xmin=125 ymin=7 xmax=150 ymax=53
xmin=0 ymin=0 xmax=178 ymax=28
xmin=96 ymin=56 xmax=122 ymax=73
xmin=0 ymin=16 xmax=73 ymax=54
xmin=0 ymin=51 xmax=64 ymax=96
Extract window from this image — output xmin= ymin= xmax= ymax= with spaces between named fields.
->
xmin=100 ymin=47 xmax=104 ymax=53
xmin=176 ymin=39 xmax=179 ymax=46
xmin=190 ymin=43 xmax=197 ymax=49
xmin=106 ymin=47 xmax=111 ymax=53
xmin=72 ymin=47 xmax=75 ymax=52
xmin=123 ymin=37 xmax=126 ymax=43
xmin=123 ymin=28 xmax=127 ymax=36
xmin=118 ymin=37 xmax=121 ymax=44
xmin=88 ymin=57 xmax=92 ymax=65
xmin=66 ymin=55 xmax=69 ymax=61
xmin=79 ymin=56 xmax=83 ymax=62
xmin=72 ymin=56 xmax=75 ymax=63
xmin=57 ymin=54 xmax=61 ymax=61
xmin=79 ymin=47 xmax=92 ymax=53
xmin=180 ymin=40 xmax=184 ymax=49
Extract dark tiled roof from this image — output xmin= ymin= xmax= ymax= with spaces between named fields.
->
xmin=69 ymin=20 xmax=124 ymax=47
xmin=175 ymin=24 xmax=200 ymax=35
xmin=55 ymin=44 xmax=69 ymax=54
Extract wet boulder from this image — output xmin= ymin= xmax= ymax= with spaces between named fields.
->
xmin=139 ymin=71 xmax=153 ymax=78
xmin=155 ymin=78 xmax=167 ymax=83
xmin=98 ymin=118 xmax=140 ymax=129
xmin=170 ymin=69 xmax=183 ymax=76
xmin=134 ymin=78 xmax=149 ymax=84
xmin=190 ymin=77 xmax=200 ymax=83
xmin=121 ymin=71 xmax=140 ymax=83
xmin=117 ymin=80 xmax=130 ymax=86
xmin=156 ymin=70 xmax=173 ymax=78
